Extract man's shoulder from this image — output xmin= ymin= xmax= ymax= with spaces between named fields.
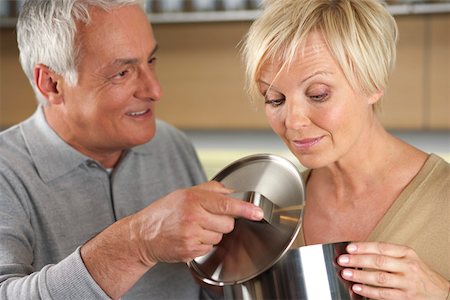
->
xmin=134 ymin=119 xmax=192 ymax=153
xmin=128 ymin=119 xmax=206 ymax=183
xmin=0 ymin=123 xmax=22 ymax=143
xmin=0 ymin=123 xmax=35 ymax=189
xmin=0 ymin=111 xmax=40 ymax=157
xmin=154 ymin=119 xmax=188 ymax=140
xmin=0 ymin=123 xmax=28 ymax=163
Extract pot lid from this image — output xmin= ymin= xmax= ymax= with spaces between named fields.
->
xmin=188 ymin=154 xmax=305 ymax=286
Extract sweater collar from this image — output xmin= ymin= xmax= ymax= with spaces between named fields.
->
xmin=21 ymin=106 xmax=156 ymax=182
xmin=21 ymin=107 xmax=99 ymax=182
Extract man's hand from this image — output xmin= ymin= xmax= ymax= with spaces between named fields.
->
xmin=80 ymin=181 xmax=263 ymax=299
xmin=129 ymin=180 xmax=263 ymax=265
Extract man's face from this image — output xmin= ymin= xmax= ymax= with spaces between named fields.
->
xmin=49 ymin=5 xmax=161 ymax=161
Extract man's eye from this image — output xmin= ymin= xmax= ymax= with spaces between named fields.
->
xmin=115 ymin=70 xmax=128 ymax=78
xmin=264 ymin=98 xmax=285 ymax=107
xmin=148 ymin=57 xmax=157 ymax=65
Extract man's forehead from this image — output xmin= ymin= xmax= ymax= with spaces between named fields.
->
xmin=75 ymin=5 xmax=153 ymax=47
xmin=76 ymin=4 xmax=148 ymax=34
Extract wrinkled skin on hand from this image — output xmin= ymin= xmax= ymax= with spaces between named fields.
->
xmin=338 ymin=242 xmax=450 ymax=300
xmin=128 ymin=181 xmax=263 ymax=265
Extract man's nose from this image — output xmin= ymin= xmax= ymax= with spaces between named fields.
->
xmin=136 ymin=67 xmax=162 ymax=101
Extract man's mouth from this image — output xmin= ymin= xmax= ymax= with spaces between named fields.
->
xmin=126 ymin=109 xmax=150 ymax=117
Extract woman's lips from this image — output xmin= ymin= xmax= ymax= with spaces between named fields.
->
xmin=291 ymin=136 xmax=323 ymax=151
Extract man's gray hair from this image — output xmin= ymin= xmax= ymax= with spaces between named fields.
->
xmin=16 ymin=0 xmax=144 ymax=105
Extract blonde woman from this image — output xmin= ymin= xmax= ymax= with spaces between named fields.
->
xmin=242 ymin=0 xmax=450 ymax=299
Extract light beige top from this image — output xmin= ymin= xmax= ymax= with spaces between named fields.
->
xmin=294 ymin=154 xmax=450 ymax=280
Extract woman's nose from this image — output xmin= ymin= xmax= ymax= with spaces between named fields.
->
xmin=285 ymin=100 xmax=311 ymax=129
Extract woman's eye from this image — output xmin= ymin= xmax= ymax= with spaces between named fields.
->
xmin=264 ymin=98 xmax=285 ymax=107
xmin=309 ymin=93 xmax=328 ymax=102
xmin=148 ymin=57 xmax=157 ymax=65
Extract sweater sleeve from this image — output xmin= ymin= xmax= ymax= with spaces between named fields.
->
xmin=0 ymin=248 xmax=110 ymax=299
xmin=0 ymin=167 xmax=110 ymax=299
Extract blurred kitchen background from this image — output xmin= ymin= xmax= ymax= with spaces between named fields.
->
xmin=0 ymin=0 xmax=449 ymax=177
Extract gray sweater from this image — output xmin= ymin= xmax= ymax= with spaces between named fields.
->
xmin=0 ymin=107 xmax=207 ymax=299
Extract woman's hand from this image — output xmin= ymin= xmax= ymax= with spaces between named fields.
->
xmin=337 ymin=242 xmax=450 ymax=299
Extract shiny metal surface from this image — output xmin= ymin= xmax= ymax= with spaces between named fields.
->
xmin=188 ymin=154 xmax=305 ymax=286
xmin=224 ymin=242 xmax=365 ymax=300
xmin=229 ymin=191 xmax=281 ymax=224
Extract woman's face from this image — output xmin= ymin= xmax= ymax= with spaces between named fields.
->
xmin=258 ymin=32 xmax=379 ymax=169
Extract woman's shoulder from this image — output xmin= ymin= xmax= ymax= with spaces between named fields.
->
xmin=424 ymin=153 xmax=450 ymax=180
xmin=410 ymin=153 xmax=450 ymax=199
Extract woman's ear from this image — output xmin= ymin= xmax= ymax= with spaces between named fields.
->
xmin=368 ymin=89 xmax=384 ymax=105
xmin=34 ymin=64 xmax=64 ymax=105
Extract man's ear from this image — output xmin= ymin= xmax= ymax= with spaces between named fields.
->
xmin=34 ymin=64 xmax=64 ymax=104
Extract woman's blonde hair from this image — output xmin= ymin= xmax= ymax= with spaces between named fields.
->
xmin=241 ymin=0 xmax=398 ymax=107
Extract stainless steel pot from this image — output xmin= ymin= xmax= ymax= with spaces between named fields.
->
xmin=189 ymin=154 xmax=363 ymax=299
xmin=223 ymin=242 xmax=365 ymax=300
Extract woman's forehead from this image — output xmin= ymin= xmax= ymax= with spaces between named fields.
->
xmin=259 ymin=32 xmax=335 ymax=75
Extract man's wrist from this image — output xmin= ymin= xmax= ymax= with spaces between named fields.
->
xmin=80 ymin=217 xmax=152 ymax=299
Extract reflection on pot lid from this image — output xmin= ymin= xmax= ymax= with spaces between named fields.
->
xmin=188 ymin=153 xmax=305 ymax=286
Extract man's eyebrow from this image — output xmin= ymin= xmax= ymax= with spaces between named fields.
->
xmin=111 ymin=44 xmax=159 ymax=66
xmin=112 ymin=57 xmax=139 ymax=66
xmin=150 ymin=44 xmax=159 ymax=57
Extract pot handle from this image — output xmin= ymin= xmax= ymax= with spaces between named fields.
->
xmin=229 ymin=191 xmax=278 ymax=224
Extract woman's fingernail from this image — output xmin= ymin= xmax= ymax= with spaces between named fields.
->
xmin=352 ymin=284 xmax=362 ymax=292
xmin=339 ymin=255 xmax=350 ymax=264
xmin=342 ymin=269 xmax=353 ymax=278
xmin=347 ymin=244 xmax=357 ymax=253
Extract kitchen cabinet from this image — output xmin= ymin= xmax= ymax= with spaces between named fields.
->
xmin=379 ymin=14 xmax=450 ymax=130
xmin=378 ymin=17 xmax=427 ymax=129
xmin=0 ymin=28 xmax=33 ymax=128
xmin=0 ymin=3 xmax=449 ymax=130
xmin=1 ymin=1 xmax=449 ymax=26
xmin=428 ymin=15 xmax=450 ymax=129
xmin=155 ymin=13 xmax=450 ymax=130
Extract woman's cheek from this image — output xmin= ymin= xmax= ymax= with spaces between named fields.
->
xmin=265 ymin=108 xmax=281 ymax=128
